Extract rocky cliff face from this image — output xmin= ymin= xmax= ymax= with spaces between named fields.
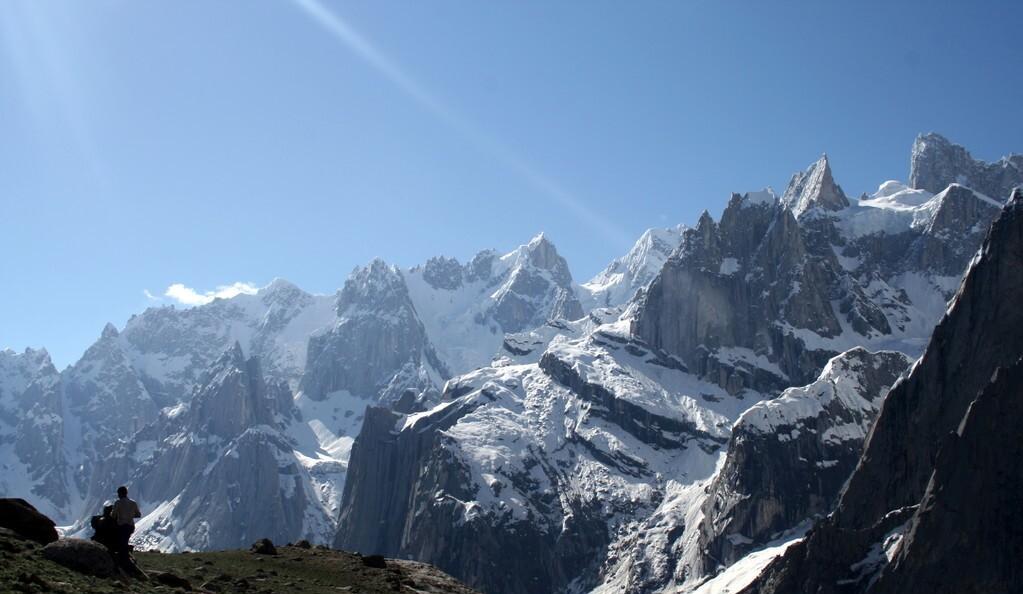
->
xmin=909 ymin=132 xmax=1023 ymax=200
xmin=119 ymin=279 xmax=335 ymax=405
xmin=3 ymin=133 xmax=1018 ymax=592
xmin=26 ymin=281 xmax=335 ymax=526
xmin=337 ymin=324 xmax=748 ymax=594
xmin=0 ymin=349 xmax=70 ymax=521
xmin=743 ymin=188 xmax=1023 ymax=594
xmin=484 ymin=233 xmax=585 ymax=332
xmin=781 ymin=155 xmax=849 ymax=216
xmin=2 ymin=230 xmax=608 ymax=547
xmin=301 ymin=259 xmax=447 ymax=404
xmin=697 ymin=348 xmax=910 ymax=572
xmin=632 ymin=156 xmax=1000 ymax=397
xmin=336 ymin=136 xmax=1017 ymax=594
xmin=93 ymin=343 xmax=341 ymax=551
xmin=868 ymin=356 xmax=1023 ymax=594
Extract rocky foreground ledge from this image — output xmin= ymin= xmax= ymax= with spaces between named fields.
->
xmin=0 ymin=499 xmax=477 ymax=594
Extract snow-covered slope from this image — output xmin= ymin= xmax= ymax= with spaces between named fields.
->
xmin=909 ymin=131 xmax=1023 ymax=201
xmin=336 ymin=134 xmax=1013 ymax=594
xmin=120 ymin=278 xmax=336 ymax=404
xmin=2 ymin=132 xmax=1016 ymax=593
xmin=581 ymin=225 xmax=685 ymax=309
xmin=632 ymin=156 xmax=1001 ymax=396
xmin=95 ymin=344 xmax=345 ymax=551
xmin=404 ymin=232 xmax=588 ymax=375
xmin=0 ymin=348 xmax=72 ymax=522
xmin=337 ymin=321 xmax=758 ymax=594
xmin=745 ymin=187 xmax=1023 ymax=594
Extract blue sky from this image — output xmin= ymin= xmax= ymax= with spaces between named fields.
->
xmin=2 ymin=0 xmax=1022 ymax=368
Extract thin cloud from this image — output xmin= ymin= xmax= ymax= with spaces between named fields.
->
xmin=164 ymin=282 xmax=259 ymax=306
xmin=143 ymin=289 xmax=161 ymax=302
xmin=290 ymin=0 xmax=632 ymax=249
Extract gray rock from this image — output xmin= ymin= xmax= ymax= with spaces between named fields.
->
xmin=698 ymin=348 xmax=910 ymax=571
xmin=337 ymin=331 xmax=730 ymax=594
xmin=781 ymin=154 xmax=849 ymax=216
xmin=870 ymin=357 xmax=1023 ymax=594
xmin=152 ymin=571 xmax=193 ymax=590
xmin=0 ymin=350 xmax=72 ymax=519
xmin=90 ymin=346 xmax=320 ymax=551
xmin=422 ymin=256 xmax=464 ymax=291
xmin=910 ymin=132 xmax=1023 ymax=201
xmin=488 ymin=234 xmax=584 ymax=332
xmin=632 ymin=151 xmax=998 ymax=398
xmin=41 ymin=538 xmax=119 ymax=577
xmin=745 ymin=188 xmax=1023 ymax=594
xmin=301 ymin=259 xmax=448 ymax=402
xmin=908 ymin=183 xmax=1002 ymax=275
xmin=250 ymin=538 xmax=277 ymax=555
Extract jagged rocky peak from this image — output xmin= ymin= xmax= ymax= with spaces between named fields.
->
xmin=0 ymin=347 xmax=69 ymax=521
xmin=675 ymin=209 xmax=723 ymax=269
xmin=718 ymin=189 xmax=783 ymax=266
xmin=105 ymin=343 xmax=333 ymax=552
xmin=522 ymin=232 xmax=573 ymax=285
xmin=910 ymin=183 xmax=1003 ymax=275
xmin=923 ymin=183 xmax=1002 ymax=235
xmin=782 ymin=154 xmax=849 ymax=217
xmin=698 ymin=347 xmax=911 ymax=571
xmin=64 ymin=320 xmax=157 ymax=439
xmin=302 ymin=257 xmax=443 ymax=402
xmin=0 ymin=347 xmax=57 ymax=398
xmin=465 ymin=249 xmax=499 ymax=282
xmin=490 ymin=233 xmax=584 ymax=331
xmin=336 ymin=258 xmax=411 ymax=315
xmin=910 ymin=132 xmax=1023 ymax=200
xmin=187 ymin=342 xmax=290 ymax=438
xmin=258 ymin=277 xmax=310 ymax=306
xmin=421 ymin=255 xmax=464 ymax=290
xmin=745 ymin=188 xmax=1023 ymax=594
xmin=632 ymin=195 xmax=848 ymax=392
xmin=100 ymin=322 xmax=119 ymax=339
xmin=582 ymin=225 xmax=685 ymax=308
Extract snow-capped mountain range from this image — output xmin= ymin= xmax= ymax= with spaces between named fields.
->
xmin=2 ymin=132 xmax=1021 ymax=594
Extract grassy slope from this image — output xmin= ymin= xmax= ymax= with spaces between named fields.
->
xmin=0 ymin=531 xmax=478 ymax=594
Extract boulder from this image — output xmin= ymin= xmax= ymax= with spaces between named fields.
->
xmin=362 ymin=554 xmax=387 ymax=569
xmin=41 ymin=538 xmax=119 ymax=577
xmin=250 ymin=538 xmax=277 ymax=555
xmin=0 ymin=498 xmax=59 ymax=545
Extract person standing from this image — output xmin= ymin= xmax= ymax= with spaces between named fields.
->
xmin=110 ymin=485 xmax=141 ymax=561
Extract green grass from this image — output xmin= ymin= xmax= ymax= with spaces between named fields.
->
xmin=0 ymin=531 xmax=476 ymax=594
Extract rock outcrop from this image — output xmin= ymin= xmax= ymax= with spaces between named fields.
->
xmin=302 ymin=260 xmax=447 ymax=403
xmin=0 ymin=349 xmax=72 ymax=521
xmin=632 ymin=153 xmax=1000 ymax=397
xmin=91 ymin=344 xmax=336 ymax=551
xmin=781 ymin=155 xmax=849 ymax=216
xmin=910 ymin=132 xmax=1023 ymax=201
xmin=697 ymin=349 xmax=910 ymax=571
xmin=337 ymin=327 xmax=743 ymax=594
xmin=744 ymin=188 xmax=1023 ymax=594
xmin=41 ymin=538 xmax=120 ymax=577
xmin=0 ymin=498 xmax=59 ymax=545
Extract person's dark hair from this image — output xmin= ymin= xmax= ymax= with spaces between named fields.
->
xmin=117 ymin=485 xmax=128 ymax=498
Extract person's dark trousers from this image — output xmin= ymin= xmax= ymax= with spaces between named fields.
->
xmin=117 ymin=524 xmax=134 ymax=562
